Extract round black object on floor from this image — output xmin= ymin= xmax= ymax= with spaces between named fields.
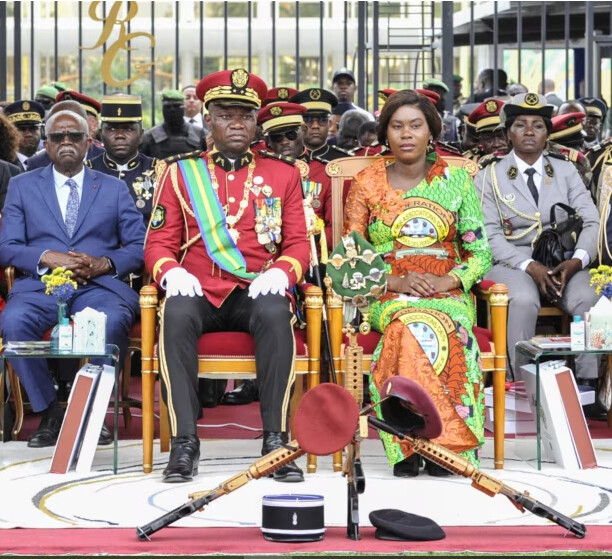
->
xmin=261 ymin=494 xmax=325 ymax=542
xmin=369 ymin=508 xmax=446 ymax=541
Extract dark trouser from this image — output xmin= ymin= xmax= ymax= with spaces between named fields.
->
xmin=159 ymin=288 xmax=297 ymax=438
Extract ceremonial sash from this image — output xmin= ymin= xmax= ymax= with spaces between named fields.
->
xmin=178 ymin=158 xmax=257 ymax=280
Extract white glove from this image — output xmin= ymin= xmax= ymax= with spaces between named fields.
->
xmin=248 ymin=268 xmax=289 ymax=299
xmin=162 ymin=267 xmax=203 ymax=298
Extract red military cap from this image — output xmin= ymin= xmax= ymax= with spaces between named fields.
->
xmin=413 ymin=88 xmax=440 ymax=106
xmin=468 ymin=98 xmax=505 ymax=133
xmin=549 ymin=111 xmax=586 ymax=142
xmin=378 ymin=88 xmax=397 ymax=107
xmin=262 ymin=86 xmax=299 ymax=107
xmin=55 ymin=90 xmax=101 ymax=116
xmin=196 ymin=68 xmax=268 ymax=109
xmin=257 ymin=102 xmax=307 ymax=134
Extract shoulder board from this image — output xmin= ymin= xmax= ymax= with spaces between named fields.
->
xmin=477 ymin=153 xmax=502 ymax=169
xmin=331 ymin=145 xmax=354 ymax=156
xmin=436 ymin=141 xmax=462 ymax=155
xmin=162 ymin=150 xmax=205 ymax=166
xmin=257 ymin=149 xmax=297 ymax=166
xmin=545 ymin=150 xmax=569 ymax=162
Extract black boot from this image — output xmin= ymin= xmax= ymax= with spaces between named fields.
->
xmin=393 ymin=454 xmax=421 ymax=477
xmin=198 ymin=379 xmax=227 ymax=408
xmin=262 ymin=431 xmax=304 ymax=483
xmin=221 ymin=379 xmax=259 ymax=405
xmin=162 ymin=434 xmax=200 ymax=483
xmin=423 ymin=457 xmax=454 ymax=477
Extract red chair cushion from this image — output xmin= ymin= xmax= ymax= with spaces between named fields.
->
xmin=477 ymin=279 xmax=496 ymax=290
xmin=196 ymin=328 xmax=308 ymax=357
xmin=473 ymin=325 xmax=492 ymax=353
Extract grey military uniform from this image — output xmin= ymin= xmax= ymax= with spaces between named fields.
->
xmin=476 ymin=150 xmax=601 ymax=379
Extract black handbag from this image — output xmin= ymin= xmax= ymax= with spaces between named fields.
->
xmin=532 ymin=203 xmax=583 ymax=269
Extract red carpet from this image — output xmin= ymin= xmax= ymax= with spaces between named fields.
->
xmin=1 ymin=526 xmax=610 ymax=555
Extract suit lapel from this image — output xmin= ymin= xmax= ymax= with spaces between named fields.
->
xmin=37 ymin=165 xmax=67 ymax=234
xmin=507 ymin=153 xmax=539 ymax=210
xmin=72 ymin=167 xmax=100 ymax=236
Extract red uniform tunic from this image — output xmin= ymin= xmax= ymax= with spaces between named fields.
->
xmin=145 ymin=150 xmax=310 ymax=307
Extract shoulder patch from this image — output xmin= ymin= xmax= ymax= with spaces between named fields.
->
xmin=150 ymin=204 xmax=166 ymax=230
xmin=257 ymin=149 xmax=297 ymax=166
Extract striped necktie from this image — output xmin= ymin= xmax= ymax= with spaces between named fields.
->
xmin=64 ymin=178 xmax=80 ymax=237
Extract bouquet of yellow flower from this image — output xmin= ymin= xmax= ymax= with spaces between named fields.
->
xmin=589 ymin=265 xmax=612 ymax=299
xmin=41 ymin=267 xmax=78 ymax=304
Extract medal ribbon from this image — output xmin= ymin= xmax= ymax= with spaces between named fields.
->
xmin=178 ymin=158 xmax=257 ymax=280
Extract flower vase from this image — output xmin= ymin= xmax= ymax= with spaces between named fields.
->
xmin=50 ymin=302 xmax=68 ymax=351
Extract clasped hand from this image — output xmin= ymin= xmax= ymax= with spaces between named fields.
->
xmin=41 ymin=250 xmax=109 ymax=284
xmin=392 ymin=272 xmax=457 ymax=296
xmin=526 ymin=258 xmax=582 ymax=302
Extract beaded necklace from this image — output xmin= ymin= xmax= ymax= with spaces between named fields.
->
xmin=206 ymin=152 xmax=256 ymax=243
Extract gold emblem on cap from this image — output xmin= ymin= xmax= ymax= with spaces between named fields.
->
xmin=278 ymin=88 xmax=288 ymax=100
xmin=485 ymin=100 xmax=497 ymax=113
xmin=567 ymin=117 xmax=575 ymax=126
xmin=23 ymin=101 xmax=30 ymax=111
xmin=270 ymin=106 xmax=282 ymax=116
xmin=310 ymin=89 xmax=321 ymax=101
xmin=525 ymin=93 xmax=539 ymax=106
xmin=231 ymin=68 xmax=249 ymax=89
xmin=117 ymin=107 xmax=122 ymax=116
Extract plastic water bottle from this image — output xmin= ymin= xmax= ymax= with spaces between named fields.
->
xmin=570 ymin=315 xmax=585 ymax=351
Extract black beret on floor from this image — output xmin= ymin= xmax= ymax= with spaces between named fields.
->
xmin=369 ymin=509 xmax=446 ymax=541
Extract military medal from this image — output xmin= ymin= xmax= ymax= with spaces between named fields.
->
xmin=136 ymin=199 xmax=146 ymax=209
xmin=262 ymin=185 xmax=273 ymax=197
xmin=502 ymin=219 xmax=513 ymax=236
xmin=302 ymin=180 xmax=322 ymax=209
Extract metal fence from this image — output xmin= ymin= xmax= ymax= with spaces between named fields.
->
xmin=0 ymin=1 xmax=610 ymax=125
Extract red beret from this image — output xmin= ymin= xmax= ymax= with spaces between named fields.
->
xmin=413 ymin=88 xmax=440 ymax=106
xmin=262 ymin=86 xmax=299 ymax=107
xmin=549 ymin=111 xmax=586 ymax=141
xmin=293 ymin=383 xmax=359 ymax=456
xmin=196 ymin=68 xmax=268 ymax=109
xmin=468 ymin=98 xmax=505 ymax=133
xmin=378 ymin=88 xmax=397 ymax=106
xmin=379 ymin=376 xmax=443 ymax=439
xmin=55 ymin=90 xmax=101 ymax=116
xmin=257 ymin=102 xmax=307 ymax=133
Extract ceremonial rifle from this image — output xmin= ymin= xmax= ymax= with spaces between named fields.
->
xmin=368 ymin=415 xmax=586 ymax=538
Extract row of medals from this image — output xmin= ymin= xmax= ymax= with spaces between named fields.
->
xmin=132 ymin=172 xmax=155 ymax=209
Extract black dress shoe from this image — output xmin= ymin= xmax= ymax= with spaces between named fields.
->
xmin=198 ymin=379 xmax=228 ymax=408
xmin=98 ymin=421 xmax=113 ymax=446
xmin=262 ymin=430 xmax=304 ymax=483
xmin=27 ymin=415 xmax=63 ymax=448
xmin=163 ymin=435 xmax=200 ymax=483
xmin=423 ymin=458 xmax=454 ymax=477
xmin=221 ymin=379 xmax=259 ymax=405
xmin=393 ymin=454 xmax=421 ymax=477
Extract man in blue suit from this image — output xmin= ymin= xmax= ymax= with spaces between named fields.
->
xmin=0 ymin=110 xmax=145 ymax=447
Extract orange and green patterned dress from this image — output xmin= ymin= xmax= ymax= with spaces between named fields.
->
xmin=344 ymin=155 xmax=492 ymax=466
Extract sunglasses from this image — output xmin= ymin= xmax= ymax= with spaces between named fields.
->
xmin=268 ymin=129 xmax=299 ymax=142
xmin=47 ymin=131 xmax=87 ymax=143
xmin=303 ymin=115 xmax=329 ymax=125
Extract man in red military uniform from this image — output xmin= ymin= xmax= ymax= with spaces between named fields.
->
xmin=144 ymin=68 xmax=310 ymax=483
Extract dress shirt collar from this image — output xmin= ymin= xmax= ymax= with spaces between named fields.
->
xmin=53 ymin=166 xmax=85 ymax=191
xmin=512 ymin=150 xmax=544 ymax=179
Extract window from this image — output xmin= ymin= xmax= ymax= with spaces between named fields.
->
xmin=279 ymin=2 xmax=320 ymax=18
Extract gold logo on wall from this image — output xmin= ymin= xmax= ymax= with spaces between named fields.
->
xmin=83 ymin=1 xmax=155 ymax=88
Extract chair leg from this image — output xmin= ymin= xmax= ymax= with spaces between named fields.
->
xmin=142 ymin=371 xmax=155 ymax=473
xmin=121 ymin=352 xmax=133 ymax=430
xmin=7 ymin=365 xmax=24 ymax=440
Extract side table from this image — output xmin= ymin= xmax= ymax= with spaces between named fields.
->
xmin=0 ymin=343 xmax=121 ymax=474
xmin=514 ymin=340 xmax=612 ymax=470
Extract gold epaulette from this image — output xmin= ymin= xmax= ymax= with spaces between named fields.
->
xmin=257 ymin=149 xmax=297 ymax=166
xmin=477 ymin=153 xmax=502 ymax=169
xmin=162 ymin=150 xmax=205 ymax=165
xmin=294 ymin=158 xmax=310 ymax=179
